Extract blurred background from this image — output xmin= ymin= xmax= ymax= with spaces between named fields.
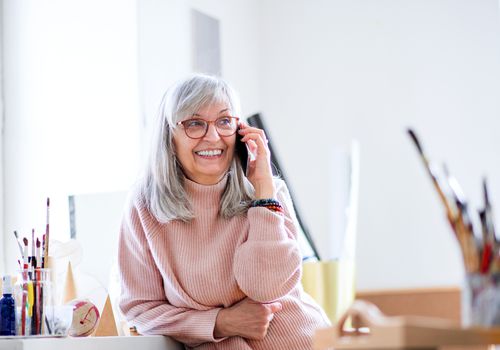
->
xmin=1 ymin=0 xmax=500 ymax=293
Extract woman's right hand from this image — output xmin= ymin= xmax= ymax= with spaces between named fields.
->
xmin=214 ymin=297 xmax=282 ymax=340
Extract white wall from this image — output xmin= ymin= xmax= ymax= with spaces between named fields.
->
xmin=4 ymin=0 xmax=500 ymax=292
xmin=138 ymin=0 xmax=262 ymax=150
xmin=2 ymin=0 xmax=141 ymax=274
xmin=259 ymin=0 xmax=500 ymax=290
xmin=188 ymin=0 xmax=262 ymax=117
xmin=1 ymin=0 xmax=262 ymax=274
xmin=137 ymin=0 xmax=190 ymax=162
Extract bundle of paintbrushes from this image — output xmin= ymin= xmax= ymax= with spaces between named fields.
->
xmin=407 ymin=130 xmax=499 ymax=275
xmin=9 ymin=198 xmax=51 ymax=336
xmin=407 ymin=129 xmax=500 ymax=326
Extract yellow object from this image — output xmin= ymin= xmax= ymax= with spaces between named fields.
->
xmin=27 ymin=281 xmax=34 ymax=318
xmin=301 ymin=259 xmax=355 ymax=323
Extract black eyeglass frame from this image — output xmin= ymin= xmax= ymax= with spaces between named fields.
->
xmin=176 ymin=116 xmax=240 ymax=139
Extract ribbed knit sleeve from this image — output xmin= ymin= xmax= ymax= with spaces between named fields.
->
xmin=233 ymin=180 xmax=302 ymax=303
xmin=118 ymin=194 xmax=225 ymax=347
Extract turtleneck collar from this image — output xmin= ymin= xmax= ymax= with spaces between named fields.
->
xmin=183 ymin=173 xmax=229 ymax=211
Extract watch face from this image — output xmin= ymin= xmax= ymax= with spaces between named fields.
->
xmin=69 ymin=300 xmax=100 ymax=337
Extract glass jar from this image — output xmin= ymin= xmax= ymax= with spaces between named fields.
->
xmin=14 ymin=268 xmax=53 ymax=336
xmin=462 ymin=272 xmax=500 ymax=327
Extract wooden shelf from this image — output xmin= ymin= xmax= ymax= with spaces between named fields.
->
xmin=314 ymin=300 xmax=500 ymax=350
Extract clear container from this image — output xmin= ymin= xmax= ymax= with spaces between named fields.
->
xmin=14 ymin=268 xmax=54 ymax=336
xmin=44 ymin=305 xmax=73 ymax=336
xmin=462 ymin=272 xmax=500 ymax=327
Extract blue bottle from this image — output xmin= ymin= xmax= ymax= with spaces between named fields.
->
xmin=0 ymin=275 xmax=16 ymax=336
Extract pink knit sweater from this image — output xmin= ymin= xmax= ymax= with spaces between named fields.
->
xmin=118 ymin=176 xmax=330 ymax=349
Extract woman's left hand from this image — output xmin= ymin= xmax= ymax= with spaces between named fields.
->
xmin=238 ymin=123 xmax=276 ymax=199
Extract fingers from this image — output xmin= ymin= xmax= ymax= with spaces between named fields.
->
xmin=245 ymin=299 xmax=282 ymax=315
xmin=266 ymin=302 xmax=282 ymax=313
xmin=246 ymin=139 xmax=258 ymax=155
xmin=238 ymin=124 xmax=269 ymax=145
xmin=238 ymin=122 xmax=267 ymax=139
xmin=265 ymin=302 xmax=282 ymax=322
xmin=228 ymin=298 xmax=282 ymax=340
xmin=263 ymin=302 xmax=282 ymax=323
xmin=240 ymin=132 xmax=269 ymax=156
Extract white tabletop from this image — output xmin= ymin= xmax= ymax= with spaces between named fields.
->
xmin=0 ymin=335 xmax=184 ymax=350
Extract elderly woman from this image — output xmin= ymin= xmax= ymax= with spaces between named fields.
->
xmin=118 ymin=74 xmax=330 ymax=349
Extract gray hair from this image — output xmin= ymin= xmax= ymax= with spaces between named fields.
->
xmin=141 ymin=74 xmax=255 ymax=223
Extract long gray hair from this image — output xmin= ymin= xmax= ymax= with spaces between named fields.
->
xmin=141 ymin=74 xmax=255 ymax=223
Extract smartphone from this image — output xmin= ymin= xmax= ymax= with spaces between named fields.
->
xmin=235 ymin=127 xmax=249 ymax=174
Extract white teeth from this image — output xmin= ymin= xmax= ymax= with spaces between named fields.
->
xmin=196 ymin=149 xmax=222 ymax=157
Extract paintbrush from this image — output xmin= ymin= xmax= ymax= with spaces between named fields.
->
xmin=43 ymin=198 xmax=50 ymax=268
xmin=406 ymin=128 xmax=481 ymax=272
xmin=482 ymin=178 xmax=497 ymax=245
xmin=36 ymin=238 xmax=41 ymax=269
xmin=34 ymin=237 xmax=42 ymax=334
xmin=407 ymin=129 xmax=457 ymax=225
xmin=39 ymin=235 xmax=47 ymax=335
xmin=13 ymin=230 xmax=24 ymax=257
xmin=443 ymin=164 xmax=480 ymax=273
xmin=21 ymin=237 xmax=29 ymax=335
xmin=478 ymin=208 xmax=492 ymax=273
xmin=22 ymin=237 xmax=29 ymax=270
xmin=25 ymin=233 xmax=34 ymax=281
xmin=42 ymin=234 xmax=46 ymax=268
xmin=31 ymin=228 xmax=36 ymax=270
xmin=31 ymin=233 xmax=38 ymax=335
xmin=481 ymin=178 xmax=499 ymax=273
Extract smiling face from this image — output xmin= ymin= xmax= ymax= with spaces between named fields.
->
xmin=173 ymin=102 xmax=236 ymax=185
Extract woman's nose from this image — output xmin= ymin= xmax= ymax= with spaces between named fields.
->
xmin=203 ymin=123 xmax=220 ymax=141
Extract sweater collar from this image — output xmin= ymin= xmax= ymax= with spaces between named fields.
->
xmin=183 ymin=173 xmax=229 ymax=202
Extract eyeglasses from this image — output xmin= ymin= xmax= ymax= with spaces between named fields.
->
xmin=176 ymin=116 xmax=240 ymax=139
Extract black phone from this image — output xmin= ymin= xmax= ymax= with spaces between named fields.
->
xmin=235 ymin=127 xmax=249 ymax=174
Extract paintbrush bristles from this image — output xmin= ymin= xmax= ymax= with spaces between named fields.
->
xmin=483 ymin=178 xmax=491 ymax=207
xmin=444 ymin=164 xmax=467 ymax=207
xmin=407 ymin=129 xmax=424 ymax=155
xmin=13 ymin=231 xmax=23 ymax=256
xmin=407 ymin=129 xmax=457 ymax=222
